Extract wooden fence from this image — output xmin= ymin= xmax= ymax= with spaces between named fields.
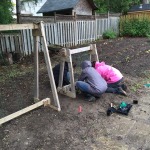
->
xmin=0 ymin=17 xmax=119 ymax=56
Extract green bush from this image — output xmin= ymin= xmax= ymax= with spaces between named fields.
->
xmin=0 ymin=0 xmax=13 ymax=24
xmin=102 ymin=29 xmax=117 ymax=39
xmin=120 ymin=17 xmax=150 ymax=37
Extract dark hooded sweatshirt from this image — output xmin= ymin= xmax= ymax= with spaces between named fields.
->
xmin=78 ymin=61 xmax=107 ymax=94
xmin=53 ymin=62 xmax=70 ymax=87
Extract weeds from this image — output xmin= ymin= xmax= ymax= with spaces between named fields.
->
xmin=102 ymin=29 xmax=117 ymax=39
xmin=130 ymin=83 xmax=142 ymax=92
xmin=130 ymin=71 xmax=150 ymax=92
xmin=0 ymin=64 xmax=34 ymax=83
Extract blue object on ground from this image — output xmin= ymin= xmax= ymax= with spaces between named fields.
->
xmin=144 ymin=84 xmax=150 ymax=88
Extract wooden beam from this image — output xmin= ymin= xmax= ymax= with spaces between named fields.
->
xmin=90 ymin=44 xmax=99 ymax=61
xmin=57 ymin=86 xmax=76 ymax=98
xmin=58 ymin=61 xmax=65 ymax=88
xmin=70 ymin=46 xmax=91 ymax=54
xmin=59 ymin=90 xmax=76 ymax=98
xmin=57 ymin=84 xmax=76 ymax=98
xmin=0 ymin=98 xmax=50 ymax=125
xmin=57 ymin=44 xmax=99 ymax=99
xmin=33 ymin=35 xmax=40 ymax=102
xmin=0 ymin=24 xmax=38 ymax=31
xmin=67 ymin=49 xmax=76 ymax=96
xmin=40 ymin=22 xmax=61 ymax=111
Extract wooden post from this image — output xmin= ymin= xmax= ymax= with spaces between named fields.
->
xmin=72 ymin=10 xmax=77 ymax=21
xmin=67 ymin=48 xmax=76 ymax=95
xmin=54 ymin=12 xmax=56 ymax=23
xmin=107 ymin=11 xmax=110 ymax=29
xmin=90 ymin=44 xmax=99 ymax=62
xmin=75 ymin=19 xmax=78 ymax=45
xmin=93 ymin=11 xmax=96 ymax=20
xmin=33 ymin=34 xmax=39 ymax=102
xmin=58 ymin=61 xmax=65 ymax=88
xmin=40 ymin=22 xmax=61 ymax=111
xmin=16 ymin=0 xmax=21 ymax=23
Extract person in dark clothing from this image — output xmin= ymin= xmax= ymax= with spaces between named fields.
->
xmin=53 ymin=62 xmax=76 ymax=87
xmin=76 ymin=61 xmax=107 ymax=102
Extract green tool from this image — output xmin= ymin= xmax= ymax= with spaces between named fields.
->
xmin=144 ymin=84 xmax=150 ymax=88
xmin=120 ymin=101 xmax=127 ymax=108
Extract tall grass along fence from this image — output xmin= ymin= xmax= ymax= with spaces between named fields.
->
xmin=120 ymin=14 xmax=150 ymax=37
xmin=0 ymin=17 xmax=119 ymax=56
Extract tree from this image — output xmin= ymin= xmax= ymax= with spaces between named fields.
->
xmin=0 ymin=0 xmax=13 ymax=24
xmin=109 ymin=0 xmax=141 ymax=14
xmin=16 ymin=0 xmax=21 ymax=23
xmin=94 ymin=0 xmax=108 ymax=13
xmin=94 ymin=0 xmax=141 ymax=14
xmin=20 ymin=0 xmax=41 ymax=7
xmin=16 ymin=0 xmax=40 ymax=23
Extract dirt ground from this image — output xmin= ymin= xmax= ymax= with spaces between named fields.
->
xmin=0 ymin=37 xmax=150 ymax=150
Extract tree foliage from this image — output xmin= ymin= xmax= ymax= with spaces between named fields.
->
xmin=94 ymin=0 xmax=141 ymax=14
xmin=21 ymin=0 xmax=40 ymax=5
xmin=0 ymin=0 xmax=13 ymax=24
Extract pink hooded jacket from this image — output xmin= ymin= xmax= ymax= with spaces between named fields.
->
xmin=95 ymin=61 xmax=123 ymax=84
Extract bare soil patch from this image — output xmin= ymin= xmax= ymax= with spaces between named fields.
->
xmin=0 ymin=37 xmax=150 ymax=150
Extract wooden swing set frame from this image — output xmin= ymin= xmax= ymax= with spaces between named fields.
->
xmin=0 ymin=22 xmax=61 ymax=125
xmin=0 ymin=22 xmax=99 ymax=125
xmin=57 ymin=44 xmax=99 ymax=98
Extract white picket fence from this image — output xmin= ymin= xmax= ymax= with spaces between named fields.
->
xmin=0 ymin=17 xmax=119 ymax=55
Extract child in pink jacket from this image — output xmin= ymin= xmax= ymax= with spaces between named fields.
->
xmin=92 ymin=61 xmax=127 ymax=96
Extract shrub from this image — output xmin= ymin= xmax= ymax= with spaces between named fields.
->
xmin=0 ymin=0 xmax=13 ymax=24
xmin=102 ymin=29 xmax=117 ymax=39
xmin=120 ymin=16 xmax=150 ymax=37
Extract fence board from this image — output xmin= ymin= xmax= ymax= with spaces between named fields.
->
xmin=0 ymin=37 xmax=4 ymax=54
xmin=21 ymin=30 xmax=28 ymax=55
xmin=47 ymin=23 xmax=51 ymax=45
xmin=10 ymin=36 xmax=15 ymax=52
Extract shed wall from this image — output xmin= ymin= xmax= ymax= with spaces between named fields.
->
xmin=74 ymin=0 xmax=92 ymax=15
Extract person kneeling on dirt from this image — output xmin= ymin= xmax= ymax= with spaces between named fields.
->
xmin=76 ymin=61 xmax=107 ymax=102
xmin=92 ymin=61 xmax=127 ymax=96
xmin=53 ymin=61 xmax=76 ymax=87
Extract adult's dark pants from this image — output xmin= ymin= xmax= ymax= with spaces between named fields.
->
xmin=105 ymin=78 xmax=123 ymax=93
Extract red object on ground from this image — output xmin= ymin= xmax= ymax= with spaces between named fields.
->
xmin=78 ymin=106 xmax=82 ymax=113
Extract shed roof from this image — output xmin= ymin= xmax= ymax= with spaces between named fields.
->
xmin=37 ymin=0 xmax=97 ymax=13
xmin=128 ymin=4 xmax=150 ymax=12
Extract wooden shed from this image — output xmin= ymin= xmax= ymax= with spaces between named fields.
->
xmin=37 ymin=0 xmax=97 ymax=16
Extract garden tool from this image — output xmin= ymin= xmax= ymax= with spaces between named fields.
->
xmin=107 ymin=103 xmax=117 ymax=116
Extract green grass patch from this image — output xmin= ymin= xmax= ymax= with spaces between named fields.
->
xmin=0 ymin=64 xmax=34 ymax=83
